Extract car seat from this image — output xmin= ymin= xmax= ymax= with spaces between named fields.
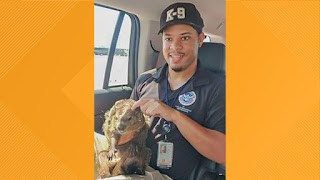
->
xmin=189 ymin=42 xmax=226 ymax=180
xmin=198 ymin=42 xmax=225 ymax=74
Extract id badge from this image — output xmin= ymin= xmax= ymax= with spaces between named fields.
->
xmin=157 ymin=141 xmax=174 ymax=169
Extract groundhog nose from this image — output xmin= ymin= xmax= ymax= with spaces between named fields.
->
xmin=118 ymin=122 xmax=125 ymax=131
xmin=118 ymin=125 xmax=124 ymax=131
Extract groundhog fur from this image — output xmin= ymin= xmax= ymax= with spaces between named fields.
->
xmin=97 ymin=99 xmax=151 ymax=178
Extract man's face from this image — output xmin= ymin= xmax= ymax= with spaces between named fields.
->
xmin=162 ymin=24 xmax=205 ymax=72
xmin=161 ymin=145 xmax=166 ymax=152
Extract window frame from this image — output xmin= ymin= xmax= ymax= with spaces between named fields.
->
xmin=94 ymin=4 xmax=140 ymax=90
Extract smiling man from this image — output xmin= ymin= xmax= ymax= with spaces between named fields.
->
xmin=130 ymin=2 xmax=225 ymax=179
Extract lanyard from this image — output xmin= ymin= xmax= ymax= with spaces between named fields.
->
xmin=165 ymin=75 xmax=192 ymax=107
xmin=162 ymin=73 xmax=193 ymax=139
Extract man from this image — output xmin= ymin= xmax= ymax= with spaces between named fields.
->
xmin=130 ymin=2 xmax=225 ymax=179
xmin=160 ymin=144 xmax=166 ymax=153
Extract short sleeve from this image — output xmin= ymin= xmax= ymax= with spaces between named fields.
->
xmin=130 ymin=71 xmax=155 ymax=101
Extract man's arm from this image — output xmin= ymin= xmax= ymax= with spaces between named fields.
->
xmin=131 ymin=99 xmax=226 ymax=166
xmin=172 ymin=110 xmax=225 ymax=165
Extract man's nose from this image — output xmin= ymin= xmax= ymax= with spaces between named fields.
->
xmin=170 ymin=39 xmax=182 ymax=50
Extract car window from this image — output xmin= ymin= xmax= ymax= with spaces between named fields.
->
xmin=94 ymin=5 xmax=131 ymax=89
xmin=108 ymin=15 xmax=131 ymax=86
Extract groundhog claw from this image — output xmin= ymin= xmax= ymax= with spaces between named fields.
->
xmin=136 ymin=168 xmax=145 ymax=175
xmin=108 ymin=148 xmax=117 ymax=161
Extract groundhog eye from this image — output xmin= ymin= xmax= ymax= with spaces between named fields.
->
xmin=128 ymin=117 xmax=132 ymax=121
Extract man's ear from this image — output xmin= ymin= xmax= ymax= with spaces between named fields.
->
xmin=198 ymin=32 xmax=205 ymax=47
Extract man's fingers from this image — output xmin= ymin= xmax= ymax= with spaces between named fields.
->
xmin=131 ymin=99 xmax=149 ymax=111
xmin=131 ymin=99 xmax=165 ymax=117
xmin=145 ymin=102 xmax=158 ymax=115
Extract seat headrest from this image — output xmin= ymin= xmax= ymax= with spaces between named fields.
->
xmin=198 ymin=42 xmax=225 ymax=73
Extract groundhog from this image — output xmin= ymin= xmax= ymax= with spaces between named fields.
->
xmin=97 ymin=99 xmax=151 ymax=178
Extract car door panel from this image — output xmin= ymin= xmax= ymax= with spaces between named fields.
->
xmin=94 ymin=86 xmax=132 ymax=134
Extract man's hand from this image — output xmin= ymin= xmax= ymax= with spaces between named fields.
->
xmin=131 ymin=99 xmax=225 ymax=165
xmin=131 ymin=99 xmax=178 ymax=122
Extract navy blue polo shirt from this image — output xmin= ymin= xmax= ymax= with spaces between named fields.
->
xmin=130 ymin=62 xmax=225 ymax=179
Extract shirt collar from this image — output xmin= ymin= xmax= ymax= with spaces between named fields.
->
xmin=152 ymin=64 xmax=167 ymax=81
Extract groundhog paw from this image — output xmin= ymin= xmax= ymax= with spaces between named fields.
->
xmin=136 ymin=168 xmax=145 ymax=175
xmin=108 ymin=148 xmax=117 ymax=161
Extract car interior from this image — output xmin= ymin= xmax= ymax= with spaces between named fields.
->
xmin=94 ymin=0 xmax=226 ymax=179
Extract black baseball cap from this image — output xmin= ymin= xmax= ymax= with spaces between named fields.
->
xmin=159 ymin=2 xmax=204 ymax=34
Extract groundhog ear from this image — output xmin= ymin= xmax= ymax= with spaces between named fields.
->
xmin=134 ymin=107 xmax=144 ymax=120
xmin=134 ymin=107 xmax=141 ymax=114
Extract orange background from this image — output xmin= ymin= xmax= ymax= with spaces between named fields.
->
xmin=0 ymin=1 xmax=93 ymax=179
xmin=0 ymin=0 xmax=319 ymax=179
xmin=227 ymin=1 xmax=319 ymax=179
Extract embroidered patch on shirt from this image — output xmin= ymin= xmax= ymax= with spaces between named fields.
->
xmin=175 ymin=106 xmax=192 ymax=113
xmin=178 ymin=91 xmax=196 ymax=106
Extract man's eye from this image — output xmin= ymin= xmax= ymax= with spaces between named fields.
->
xmin=182 ymin=36 xmax=190 ymax=40
xmin=165 ymin=38 xmax=172 ymax=41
